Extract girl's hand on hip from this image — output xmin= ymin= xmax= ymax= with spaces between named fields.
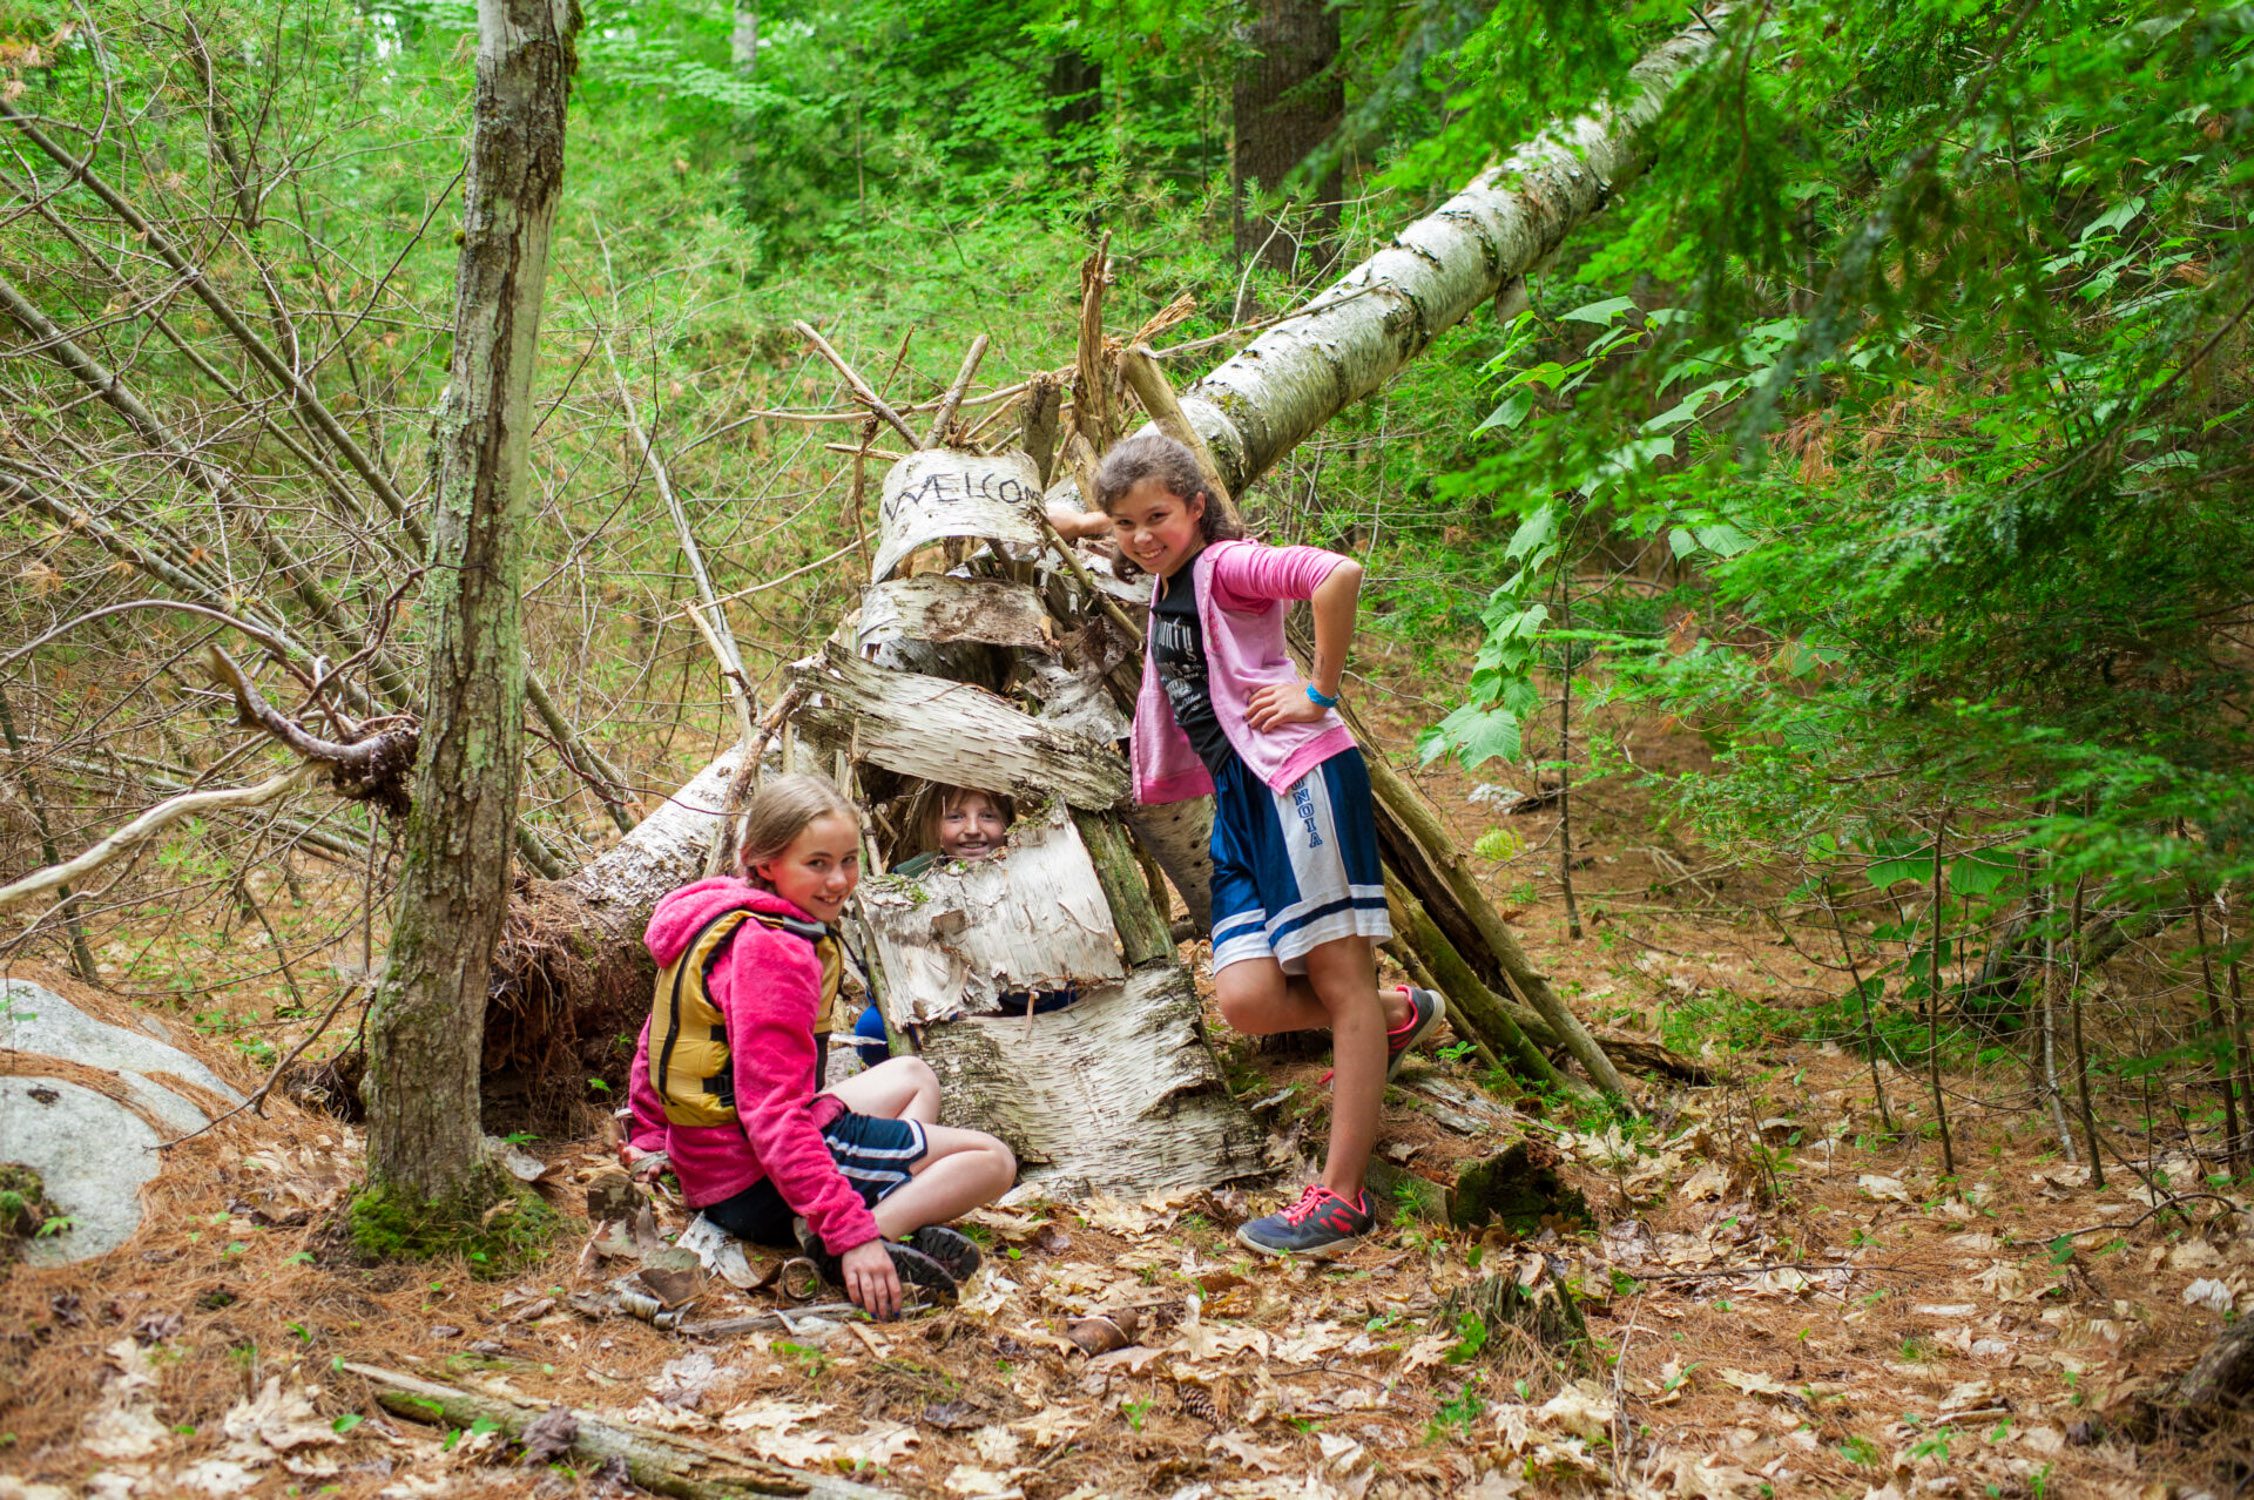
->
xmin=840 ymin=1239 xmax=902 ymax=1320
xmin=1245 ymin=681 xmax=1329 ymax=733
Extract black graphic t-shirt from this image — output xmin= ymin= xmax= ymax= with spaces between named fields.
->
xmin=1150 ymin=566 xmax=1237 ymax=776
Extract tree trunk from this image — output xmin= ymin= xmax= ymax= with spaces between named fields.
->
xmin=1094 ymin=9 xmax=1728 ymax=500
xmin=361 ymin=0 xmax=581 ymax=1211
xmin=1232 ymin=0 xmax=1341 ymax=274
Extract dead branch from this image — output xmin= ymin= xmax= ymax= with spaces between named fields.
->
xmin=793 ymin=320 xmax=922 ymax=448
xmin=208 ymin=646 xmax=419 ymax=817
xmin=1072 ymin=234 xmax=1116 ymax=450
xmin=0 ymin=266 xmax=419 ymax=708
xmin=922 ymin=334 xmax=990 ymax=448
xmin=344 ymin=1361 xmax=890 ymax=1500
xmin=607 ymin=341 xmax=756 ymax=747
xmin=0 ymin=760 xmax=319 ymax=912
xmin=0 ymin=96 xmax=414 ymax=521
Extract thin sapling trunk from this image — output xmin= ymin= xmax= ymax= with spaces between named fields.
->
xmin=1928 ymin=813 xmax=1957 ymax=1179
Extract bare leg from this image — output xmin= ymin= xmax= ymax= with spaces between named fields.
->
xmin=1298 ymin=937 xmax=1386 ymax=1202
xmin=871 ymin=1122 xmax=1017 ymax=1237
xmin=1215 ymin=956 xmax=1410 ymax=1038
xmin=823 ymin=1055 xmax=940 ymax=1124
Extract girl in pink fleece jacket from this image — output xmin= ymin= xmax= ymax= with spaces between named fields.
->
xmin=1091 ymin=433 xmax=1447 ymax=1260
xmin=622 ymin=773 xmax=1015 ymax=1318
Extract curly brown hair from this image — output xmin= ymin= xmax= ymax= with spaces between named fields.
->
xmin=1092 ymin=433 xmax=1244 ymax=578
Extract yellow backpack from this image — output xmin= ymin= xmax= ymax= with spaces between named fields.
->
xmin=651 ymin=906 xmax=840 ymax=1127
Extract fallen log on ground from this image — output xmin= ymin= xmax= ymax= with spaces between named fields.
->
xmin=346 ymin=1362 xmax=889 ymax=1499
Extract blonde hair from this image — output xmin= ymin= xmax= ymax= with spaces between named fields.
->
xmin=918 ymin=783 xmax=1014 ymax=854
xmin=735 ymin=773 xmax=859 ymax=884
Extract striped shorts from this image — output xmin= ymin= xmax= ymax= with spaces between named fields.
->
xmin=698 ymin=1108 xmax=930 ymax=1247
xmin=1209 ymin=746 xmax=1392 ymax=976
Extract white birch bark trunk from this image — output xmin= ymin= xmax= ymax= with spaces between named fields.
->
xmin=1161 ymin=11 xmax=1726 ymax=496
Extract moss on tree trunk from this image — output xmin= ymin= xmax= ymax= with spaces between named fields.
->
xmin=355 ymin=0 xmax=583 ymax=1241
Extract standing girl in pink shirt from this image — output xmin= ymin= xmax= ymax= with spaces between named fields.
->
xmin=1093 ymin=433 xmax=1447 ymax=1257
xmin=621 ymin=773 xmax=1016 ymax=1317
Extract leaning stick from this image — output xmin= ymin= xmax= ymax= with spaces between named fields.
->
xmin=794 ymin=321 xmax=922 ymax=448
xmin=0 ymin=761 xmax=320 ymax=912
xmin=1121 ymin=343 xmax=1238 ymax=521
xmin=1351 ymin=718 xmax=1631 ymax=1098
xmin=922 ymin=334 xmax=990 ymax=448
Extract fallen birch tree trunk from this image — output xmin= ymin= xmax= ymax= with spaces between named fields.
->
xmin=1079 ymin=8 xmax=1732 ymax=501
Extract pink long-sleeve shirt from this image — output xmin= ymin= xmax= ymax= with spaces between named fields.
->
xmin=626 ymin=878 xmax=880 ymax=1255
xmin=1131 ymin=538 xmax=1360 ymax=804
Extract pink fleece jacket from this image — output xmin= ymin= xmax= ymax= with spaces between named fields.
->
xmin=625 ymin=878 xmax=880 ymax=1255
xmin=1131 ymin=538 xmax=1360 ymax=805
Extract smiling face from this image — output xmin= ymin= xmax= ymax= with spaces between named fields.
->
xmin=1108 ymin=477 xmax=1208 ymax=579
xmin=751 ymin=811 xmax=862 ymax=924
xmin=935 ymin=790 xmax=1010 ymax=861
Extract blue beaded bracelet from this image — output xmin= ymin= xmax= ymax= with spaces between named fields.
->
xmin=1305 ymin=683 xmax=1341 ymax=709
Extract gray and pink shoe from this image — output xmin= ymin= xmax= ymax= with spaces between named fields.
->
xmin=1237 ymin=1183 xmax=1376 ymax=1258
xmin=1320 ymin=985 xmax=1449 ymax=1086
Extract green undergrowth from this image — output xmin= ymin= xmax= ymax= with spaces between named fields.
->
xmin=0 ymin=1162 xmax=64 ymax=1262
xmin=345 ymin=1173 xmax=563 ymax=1277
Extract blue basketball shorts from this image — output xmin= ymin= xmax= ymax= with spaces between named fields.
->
xmin=1208 ymin=746 xmax=1393 ymax=976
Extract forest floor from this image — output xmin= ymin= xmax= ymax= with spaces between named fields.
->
xmin=3 ymin=685 xmax=2250 ymax=1499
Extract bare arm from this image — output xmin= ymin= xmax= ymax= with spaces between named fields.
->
xmin=1307 ymin=559 xmax=1363 ymax=702
xmin=1245 ymin=557 xmax=1363 ymax=732
xmin=1045 ymin=501 xmax=1114 ymax=542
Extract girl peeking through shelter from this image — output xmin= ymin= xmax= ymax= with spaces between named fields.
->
xmin=620 ymin=772 xmax=1016 ymax=1318
xmin=849 ymin=783 xmax=1078 ymax=1067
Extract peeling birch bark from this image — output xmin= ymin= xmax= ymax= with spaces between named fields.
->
xmin=858 ymin=806 xmax=1124 ymax=1022
xmin=857 ymin=574 xmax=1059 ymax=653
xmin=792 ymin=644 xmax=1128 ymax=809
xmin=872 ymin=450 xmax=1046 ymax=581
xmin=917 ymin=966 xmax=1271 ymax=1193
xmin=1018 ymin=653 xmax=1132 ymax=741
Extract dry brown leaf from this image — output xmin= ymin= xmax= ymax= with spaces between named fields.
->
xmin=972 ymin=1425 xmax=1022 ymax=1466
xmin=82 ymin=1339 xmax=168 ymax=1462
xmin=1858 ymin=1173 xmax=1910 ymax=1202
xmin=1210 ymin=1431 xmax=1289 ymax=1474
xmin=943 ymin=1464 xmax=1021 ymax=1497
xmin=1717 ymin=1368 xmax=1789 ymax=1397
